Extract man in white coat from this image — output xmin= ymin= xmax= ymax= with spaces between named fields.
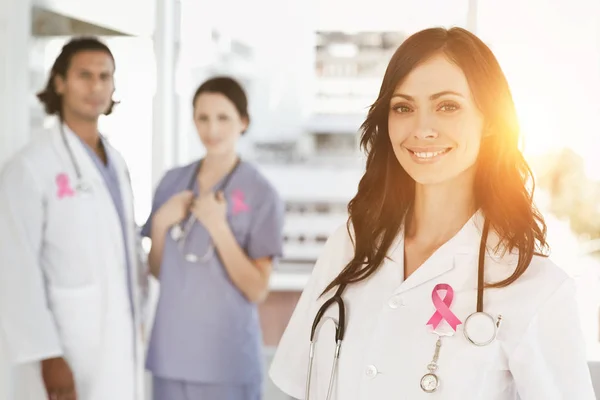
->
xmin=0 ymin=37 xmax=147 ymax=399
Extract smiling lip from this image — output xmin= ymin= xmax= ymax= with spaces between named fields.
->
xmin=405 ymin=146 xmax=453 ymax=164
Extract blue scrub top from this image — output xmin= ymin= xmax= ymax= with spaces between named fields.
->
xmin=78 ymin=135 xmax=135 ymax=318
xmin=142 ymin=160 xmax=285 ymax=384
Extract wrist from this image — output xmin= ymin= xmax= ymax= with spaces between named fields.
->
xmin=152 ymin=212 xmax=171 ymax=232
xmin=207 ymin=219 xmax=229 ymax=237
xmin=41 ymin=357 xmax=62 ymax=369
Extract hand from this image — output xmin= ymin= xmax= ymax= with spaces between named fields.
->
xmin=41 ymin=357 xmax=77 ymax=400
xmin=154 ymin=190 xmax=194 ymax=230
xmin=190 ymin=191 xmax=228 ymax=233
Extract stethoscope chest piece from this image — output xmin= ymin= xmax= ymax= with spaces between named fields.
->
xmin=171 ymin=225 xmax=183 ymax=241
xmin=76 ymin=180 xmax=93 ymax=194
xmin=185 ymin=253 xmax=198 ymax=263
xmin=463 ymin=311 xmax=502 ymax=347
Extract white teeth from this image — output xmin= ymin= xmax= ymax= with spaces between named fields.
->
xmin=413 ymin=149 xmax=448 ymax=159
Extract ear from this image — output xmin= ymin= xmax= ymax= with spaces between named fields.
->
xmin=240 ymin=116 xmax=249 ymax=134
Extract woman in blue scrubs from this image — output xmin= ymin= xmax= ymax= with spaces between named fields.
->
xmin=142 ymin=76 xmax=285 ymax=399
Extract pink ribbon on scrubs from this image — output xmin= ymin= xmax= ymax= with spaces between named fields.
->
xmin=231 ymin=189 xmax=249 ymax=215
xmin=426 ymin=283 xmax=462 ymax=331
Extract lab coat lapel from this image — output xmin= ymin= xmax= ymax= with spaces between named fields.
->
xmin=51 ymin=124 xmax=126 ymax=269
xmin=105 ymin=144 xmax=146 ymax=392
xmin=106 ymin=144 xmax=134 ymax=258
xmin=394 ymin=211 xmax=484 ymax=295
xmin=53 ymin=124 xmax=105 ymax=188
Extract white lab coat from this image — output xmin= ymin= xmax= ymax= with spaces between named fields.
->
xmin=269 ymin=212 xmax=596 ymax=399
xmin=0 ymin=124 xmax=146 ymax=400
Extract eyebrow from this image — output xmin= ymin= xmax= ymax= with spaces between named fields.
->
xmin=74 ymin=67 xmax=112 ymax=75
xmin=391 ymin=90 xmax=465 ymax=101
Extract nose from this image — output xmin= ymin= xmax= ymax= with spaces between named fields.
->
xmin=90 ymin=77 xmax=104 ymax=93
xmin=413 ymin=112 xmax=438 ymax=140
xmin=206 ymin=120 xmax=219 ymax=138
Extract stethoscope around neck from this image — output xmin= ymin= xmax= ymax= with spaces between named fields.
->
xmin=169 ymin=158 xmax=241 ymax=264
xmin=305 ymin=218 xmax=502 ymax=399
xmin=59 ymin=123 xmax=93 ymax=194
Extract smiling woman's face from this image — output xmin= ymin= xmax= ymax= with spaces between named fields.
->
xmin=387 ymin=54 xmax=485 ymax=186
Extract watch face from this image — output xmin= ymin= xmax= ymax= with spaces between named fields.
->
xmin=420 ymin=373 xmax=439 ymax=393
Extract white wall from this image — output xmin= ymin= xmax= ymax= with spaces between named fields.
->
xmin=173 ymin=0 xmax=317 ymax=169
xmin=315 ymin=0 xmax=470 ymax=32
xmin=0 ymin=0 xmax=32 ymax=169
xmin=249 ymin=0 xmax=317 ymax=142
xmin=0 ymin=0 xmax=31 ymax=394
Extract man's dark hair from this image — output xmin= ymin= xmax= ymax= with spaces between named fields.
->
xmin=36 ymin=36 xmax=118 ymax=117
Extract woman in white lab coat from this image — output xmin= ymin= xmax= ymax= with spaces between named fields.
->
xmin=269 ymin=27 xmax=596 ymax=399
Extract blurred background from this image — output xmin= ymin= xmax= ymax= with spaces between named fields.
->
xmin=1 ymin=0 xmax=600 ymax=398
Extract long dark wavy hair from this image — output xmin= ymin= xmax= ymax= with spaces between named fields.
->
xmin=322 ymin=27 xmax=548 ymax=295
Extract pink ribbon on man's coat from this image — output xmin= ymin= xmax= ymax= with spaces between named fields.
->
xmin=56 ymin=173 xmax=75 ymax=199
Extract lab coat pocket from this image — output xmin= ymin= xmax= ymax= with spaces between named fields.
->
xmin=440 ymin=332 xmax=507 ymax=398
xmin=48 ymin=285 xmax=103 ymax=391
xmin=438 ymin=319 xmax=506 ymax=396
xmin=432 ymin=288 xmax=507 ymax=394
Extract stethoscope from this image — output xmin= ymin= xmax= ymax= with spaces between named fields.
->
xmin=59 ymin=124 xmax=93 ymax=194
xmin=305 ymin=218 xmax=503 ymax=399
xmin=169 ymin=158 xmax=241 ymax=263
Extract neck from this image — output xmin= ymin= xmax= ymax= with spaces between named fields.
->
xmin=406 ymin=169 xmax=477 ymax=246
xmin=201 ymin=152 xmax=238 ymax=177
xmin=61 ymin=112 xmax=100 ymax=149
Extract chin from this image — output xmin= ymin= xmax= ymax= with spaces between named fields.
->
xmin=78 ymin=110 xmax=103 ymax=121
xmin=205 ymin=145 xmax=231 ymax=156
xmin=404 ymin=164 xmax=476 ymax=187
xmin=409 ymin=173 xmax=451 ymax=186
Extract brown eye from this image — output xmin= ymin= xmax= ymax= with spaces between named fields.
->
xmin=438 ymin=102 xmax=460 ymax=112
xmin=392 ymin=104 xmax=413 ymax=113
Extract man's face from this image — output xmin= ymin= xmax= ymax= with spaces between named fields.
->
xmin=54 ymin=50 xmax=115 ymax=121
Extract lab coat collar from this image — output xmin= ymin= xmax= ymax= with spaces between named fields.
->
xmin=53 ymin=122 xmax=106 ymax=187
xmin=392 ymin=210 xmax=485 ymax=295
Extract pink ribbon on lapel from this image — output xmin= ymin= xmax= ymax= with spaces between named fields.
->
xmin=56 ymin=173 xmax=75 ymax=199
xmin=426 ymin=283 xmax=462 ymax=331
xmin=231 ymin=189 xmax=249 ymax=215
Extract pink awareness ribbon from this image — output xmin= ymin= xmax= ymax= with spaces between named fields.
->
xmin=231 ymin=189 xmax=249 ymax=215
xmin=426 ymin=283 xmax=462 ymax=331
xmin=56 ymin=173 xmax=75 ymax=199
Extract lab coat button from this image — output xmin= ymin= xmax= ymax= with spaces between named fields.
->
xmin=388 ymin=296 xmax=403 ymax=309
xmin=365 ymin=365 xmax=378 ymax=378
